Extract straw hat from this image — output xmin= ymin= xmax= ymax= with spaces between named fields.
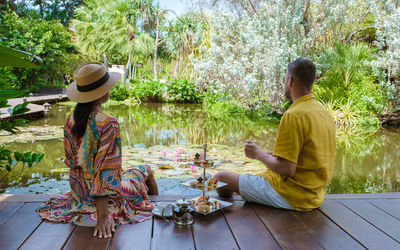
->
xmin=66 ymin=62 xmax=121 ymax=103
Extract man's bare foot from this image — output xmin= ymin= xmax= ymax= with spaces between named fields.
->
xmin=217 ymin=187 xmax=233 ymax=198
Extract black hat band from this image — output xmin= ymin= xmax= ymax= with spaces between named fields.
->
xmin=77 ymin=72 xmax=109 ymax=92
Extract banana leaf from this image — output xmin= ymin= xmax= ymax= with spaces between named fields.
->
xmin=0 ymin=45 xmax=39 ymax=68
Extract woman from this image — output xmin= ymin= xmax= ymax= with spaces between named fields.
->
xmin=37 ymin=62 xmax=158 ymax=238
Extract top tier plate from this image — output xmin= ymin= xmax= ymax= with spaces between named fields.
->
xmin=187 ymin=161 xmax=221 ymax=168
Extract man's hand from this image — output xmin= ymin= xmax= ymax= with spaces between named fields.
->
xmin=93 ymin=216 xmax=115 ymax=238
xmin=244 ymin=141 xmax=262 ymax=159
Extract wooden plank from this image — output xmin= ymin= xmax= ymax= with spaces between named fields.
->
xmin=252 ymin=203 xmax=322 ymax=249
xmin=325 ymin=192 xmax=400 ymax=199
xmin=290 ymin=209 xmax=364 ymax=249
xmin=110 ymin=218 xmax=152 ymax=250
xmin=340 ymin=199 xmax=400 ymax=243
xmin=152 ymin=217 xmax=194 ymax=250
xmin=63 ymin=226 xmax=110 ymax=250
xmin=223 ymin=201 xmax=280 ymax=250
xmin=0 ymin=203 xmax=42 ymax=250
xmin=148 ymin=195 xmax=243 ymax=202
xmin=192 ymin=210 xmax=239 ymax=250
xmin=19 ymin=220 xmax=75 ymax=250
xmin=320 ymin=199 xmax=400 ymax=249
xmin=369 ymin=199 xmax=400 ymax=221
xmin=0 ymin=202 xmax=23 ymax=224
xmin=0 ymin=194 xmax=243 ymax=203
xmin=0 ymin=194 xmax=51 ymax=203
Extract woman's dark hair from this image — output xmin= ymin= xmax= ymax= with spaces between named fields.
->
xmin=71 ymin=100 xmax=97 ymax=139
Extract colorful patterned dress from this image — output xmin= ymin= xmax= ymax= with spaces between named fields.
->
xmin=37 ymin=112 xmax=154 ymax=226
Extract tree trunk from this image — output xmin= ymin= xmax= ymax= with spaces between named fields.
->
xmin=123 ymin=50 xmax=132 ymax=84
xmin=103 ymin=53 xmax=108 ymax=69
xmin=153 ymin=16 xmax=159 ymax=80
xmin=173 ymin=53 xmax=180 ymax=79
xmin=133 ymin=60 xmax=137 ymax=79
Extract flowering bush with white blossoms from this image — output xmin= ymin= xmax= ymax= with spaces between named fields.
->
xmin=193 ymin=1 xmax=310 ymax=109
xmin=193 ymin=0 xmax=400 ymax=113
xmin=370 ymin=0 xmax=400 ymax=110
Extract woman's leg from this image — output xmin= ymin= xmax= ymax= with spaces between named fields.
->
xmin=143 ymin=165 xmax=158 ymax=195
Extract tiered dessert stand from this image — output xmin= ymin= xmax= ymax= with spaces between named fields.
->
xmin=183 ymin=143 xmax=233 ymax=215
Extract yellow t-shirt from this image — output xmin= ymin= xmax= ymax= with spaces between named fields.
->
xmin=259 ymin=94 xmax=336 ymax=211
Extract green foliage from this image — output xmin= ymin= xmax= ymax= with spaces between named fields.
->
xmin=202 ymin=92 xmax=246 ymax=119
xmin=0 ymin=67 xmax=15 ymax=89
xmin=0 ymin=147 xmax=44 ymax=178
xmin=0 ymin=45 xmax=39 ymax=68
xmin=132 ymin=80 xmax=165 ymax=102
xmin=0 ymin=89 xmax=44 ymax=182
xmin=314 ymin=43 xmax=385 ymax=131
xmin=110 ymin=78 xmax=203 ymax=103
xmin=110 ymin=83 xmax=132 ymax=101
xmin=0 ymin=47 xmax=44 ymax=185
xmin=0 ymin=11 xmax=74 ymax=92
xmin=166 ymin=79 xmax=201 ymax=103
xmin=71 ymin=0 xmax=156 ymax=65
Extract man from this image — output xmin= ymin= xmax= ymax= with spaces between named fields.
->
xmin=214 ymin=58 xmax=336 ymax=211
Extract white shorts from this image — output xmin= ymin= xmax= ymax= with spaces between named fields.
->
xmin=239 ymin=174 xmax=293 ymax=210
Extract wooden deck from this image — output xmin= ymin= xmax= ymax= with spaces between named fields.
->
xmin=1 ymin=193 xmax=400 ymax=249
xmin=0 ymin=94 xmax=68 ymax=121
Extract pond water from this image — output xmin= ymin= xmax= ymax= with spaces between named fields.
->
xmin=1 ymin=103 xmax=399 ymax=195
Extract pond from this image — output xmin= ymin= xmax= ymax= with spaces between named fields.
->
xmin=1 ymin=103 xmax=399 ymax=195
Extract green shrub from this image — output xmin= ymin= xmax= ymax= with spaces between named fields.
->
xmin=132 ymin=79 xmax=165 ymax=103
xmin=0 ymin=67 xmax=15 ymax=89
xmin=110 ymin=83 xmax=132 ymax=101
xmin=0 ymin=11 xmax=75 ymax=92
xmin=203 ymin=92 xmax=246 ymax=118
xmin=167 ymin=79 xmax=202 ymax=103
xmin=314 ymin=43 xmax=385 ymax=129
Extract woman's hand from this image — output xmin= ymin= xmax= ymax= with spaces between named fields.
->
xmin=93 ymin=216 xmax=115 ymax=238
xmin=93 ymin=195 xmax=115 ymax=238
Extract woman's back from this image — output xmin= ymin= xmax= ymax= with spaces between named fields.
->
xmin=64 ymin=112 xmax=122 ymax=199
xmin=37 ymin=62 xmax=157 ymax=233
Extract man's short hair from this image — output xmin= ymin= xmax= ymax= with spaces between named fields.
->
xmin=287 ymin=58 xmax=316 ymax=90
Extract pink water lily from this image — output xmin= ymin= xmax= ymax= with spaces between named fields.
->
xmin=162 ymin=150 xmax=168 ymax=157
xmin=176 ymin=147 xmax=184 ymax=154
xmin=190 ymin=165 xmax=198 ymax=172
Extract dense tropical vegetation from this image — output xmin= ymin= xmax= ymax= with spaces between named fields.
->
xmin=0 ymin=45 xmax=44 ymax=183
xmin=1 ymin=0 xmax=400 ymax=132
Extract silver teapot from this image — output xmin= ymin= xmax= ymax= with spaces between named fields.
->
xmin=172 ymin=198 xmax=195 ymax=226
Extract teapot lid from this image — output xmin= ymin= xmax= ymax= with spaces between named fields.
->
xmin=176 ymin=198 xmax=190 ymax=208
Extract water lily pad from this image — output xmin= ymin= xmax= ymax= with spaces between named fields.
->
xmin=50 ymin=168 xmax=69 ymax=173
xmin=159 ymin=164 xmax=174 ymax=170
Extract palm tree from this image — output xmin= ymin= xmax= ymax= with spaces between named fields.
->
xmin=71 ymin=0 xmax=155 ymax=82
xmin=166 ymin=12 xmax=207 ymax=79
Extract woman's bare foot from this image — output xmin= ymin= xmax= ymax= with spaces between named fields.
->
xmin=143 ymin=165 xmax=158 ymax=195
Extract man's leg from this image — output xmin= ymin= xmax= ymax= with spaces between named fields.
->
xmin=143 ymin=165 xmax=159 ymax=195
xmin=214 ymin=171 xmax=241 ymax=198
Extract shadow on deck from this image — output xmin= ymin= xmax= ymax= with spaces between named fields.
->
xmin=1 ymin=193 xmax=400 ymax=249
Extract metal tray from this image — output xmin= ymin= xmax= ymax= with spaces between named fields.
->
xmin=152 ymin=202 xmax=174 ymax=218
xmin=187 ymin=161 xmax=221 ymax=168
xmin=181 ymin=179 xmax=227 ymax=191
xmin=190 ymin=197 xmax=233 ymax=215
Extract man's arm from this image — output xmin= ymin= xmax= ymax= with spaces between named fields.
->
xmin=244 ymin=141 xmax=296 ymax=178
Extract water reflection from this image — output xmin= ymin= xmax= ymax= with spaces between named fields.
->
xmin=1 ymin=103 xmax=400 ymax=194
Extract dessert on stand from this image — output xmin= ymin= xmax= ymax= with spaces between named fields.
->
xmin=152 ymin=143 xmax=233 ymax=224
xmin=184 ymin=143 xmax=233 ymax=215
